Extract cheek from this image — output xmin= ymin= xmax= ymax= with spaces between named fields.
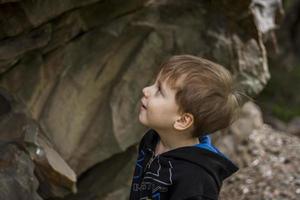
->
xmin=147 ymin=100 xmax=164 ymax=113
xmin=148 ymin=101 xmax=176 ymax=119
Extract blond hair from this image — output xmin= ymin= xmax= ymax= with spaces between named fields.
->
xmin=157 ymin=55 xmax=243 ymax=137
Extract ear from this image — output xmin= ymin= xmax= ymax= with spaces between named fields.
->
xmin=173 ymin=113 xmax=194 ymax=131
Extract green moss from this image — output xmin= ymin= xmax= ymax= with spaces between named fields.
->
xmin=271 ymin=104 xmax=300 ymax=122
xmin=257 ymin=60 xmax=300 ymax=122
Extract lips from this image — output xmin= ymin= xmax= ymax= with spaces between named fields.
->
xmin=141 ymin=99 xmax=147 ymax=110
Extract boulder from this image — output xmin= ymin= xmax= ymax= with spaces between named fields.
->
xmin=287 ymin=117 xmax=300 ymax=137
xmin=0 ymin=90 xmax=77 ymax=198
xmin=0 ymin=143 xmax=42 ymax=200
xmin=219 ymin=102 xmax=300 ymax=200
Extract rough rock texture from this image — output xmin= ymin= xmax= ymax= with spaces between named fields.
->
xmin=255 ymin=0 xmax=300 ymax=124
xmin=0 ymin=90 xmax=77 ymax=199
xmin=0 ymin=0 xmax=284 ymax=199
xmin=54 ymin=146 xmax=137 ymax=200
xmin=287 ymin=117 xmax=300 ymax=137
xmin=0 ymin=143 xmax=42 ymax=200
xmin=218 ymin=102 xmax=300 ymax=200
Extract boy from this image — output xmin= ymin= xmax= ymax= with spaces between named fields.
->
xmin=129 ymin=55 xmax=242 ymax=200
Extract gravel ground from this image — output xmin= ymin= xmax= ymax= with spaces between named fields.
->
xmin=220 ymin=124 xmax=300 ymax=200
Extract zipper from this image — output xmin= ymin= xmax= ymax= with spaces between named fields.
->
xmin=144 ymin=148 xmax=158 ymax=172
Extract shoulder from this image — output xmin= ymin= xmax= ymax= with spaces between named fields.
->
xmin=174 ymin=163 xmax=217 ymax=186
xmin=170 ymin=161 xmax=219 ymax=200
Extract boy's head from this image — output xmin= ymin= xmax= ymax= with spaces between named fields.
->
xmin=139 ymin=55 xmax=242 ymax=137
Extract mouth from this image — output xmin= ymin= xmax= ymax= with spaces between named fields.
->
xmin=141 ymin=99 xmax=147 ymax=110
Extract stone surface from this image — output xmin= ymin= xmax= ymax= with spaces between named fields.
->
xmin=29 ymin=126 xmax=77 ymax=199
xmin=42 ymin=12 xmax=87 ymax=54
xmin=20 ymin=0 xmax=102 ymax=27
xmin=287 ymin=117 xmax=300 ymax=137
xmin=0 ymin=24 xmax=51 ymax=60
xmin=0 ymin=3 xmax=32 ymax=39
xmin=0 ymin=0 xmax=20 ymax=3
xmin=0 ymin=90 xmax=77 ymax=199
xmin=219 ymin=103 xmax=300 ymax=200
xmin=250 ymin=0 xmax=283 ymax=34
xmin=0 ymin=143 xmax=43 ymax=200
xmin=0 ymin=52 xmax=48 ymax=115
xmin=255 ymin=0 xmax=300 ymax=125
xmin=38 ymin=27 xmax=142 ymax=174
xmin=263 ymin=114 xmax=288 ymax=132
xmin=50 ymin=146 xmax=137 ymax=200
xmin=78 ymin=0 xmax=144 ymax=30
xmin=0 ymin=58 xmax=19 ymax=74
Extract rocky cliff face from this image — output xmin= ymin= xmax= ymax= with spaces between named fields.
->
xmin=0 ymin=0 xmax=289 ymax=199
xmin=256 ymin=0 xmax=300 ymax=124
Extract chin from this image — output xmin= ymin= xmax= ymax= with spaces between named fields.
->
xmin=138 ymin=113 xmax=147 ymax=125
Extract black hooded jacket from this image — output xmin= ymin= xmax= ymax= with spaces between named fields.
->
xmin=129 ymin=129 xmax=238 ymax=200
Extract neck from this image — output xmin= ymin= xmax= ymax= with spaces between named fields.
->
xmin=154 ymin=129 xmax=199 ymax=155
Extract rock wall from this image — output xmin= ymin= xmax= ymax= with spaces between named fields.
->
xmin=256 ymin=0 xmax=300 ymax=123
xmin=0 ymin=0 xmax=282 ymax=199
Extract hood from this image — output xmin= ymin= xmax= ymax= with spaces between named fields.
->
xmin=142 ymin=129 xmax=239 ymax=189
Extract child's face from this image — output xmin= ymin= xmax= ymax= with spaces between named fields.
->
xmin=139 ymin=75 xmax=181 ymax=131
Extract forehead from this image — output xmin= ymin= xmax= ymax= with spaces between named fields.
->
xmin=156 ymin=69 xmax=185 ymax=91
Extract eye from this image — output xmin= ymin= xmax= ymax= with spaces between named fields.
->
xmin=156 ymin=85 xmax=160 ymax=92
xmin=156 ymin=84 xmax=162 ymax=95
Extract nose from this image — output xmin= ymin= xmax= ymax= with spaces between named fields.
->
xmin=142 ymin=86 xmax=151 ymax=97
